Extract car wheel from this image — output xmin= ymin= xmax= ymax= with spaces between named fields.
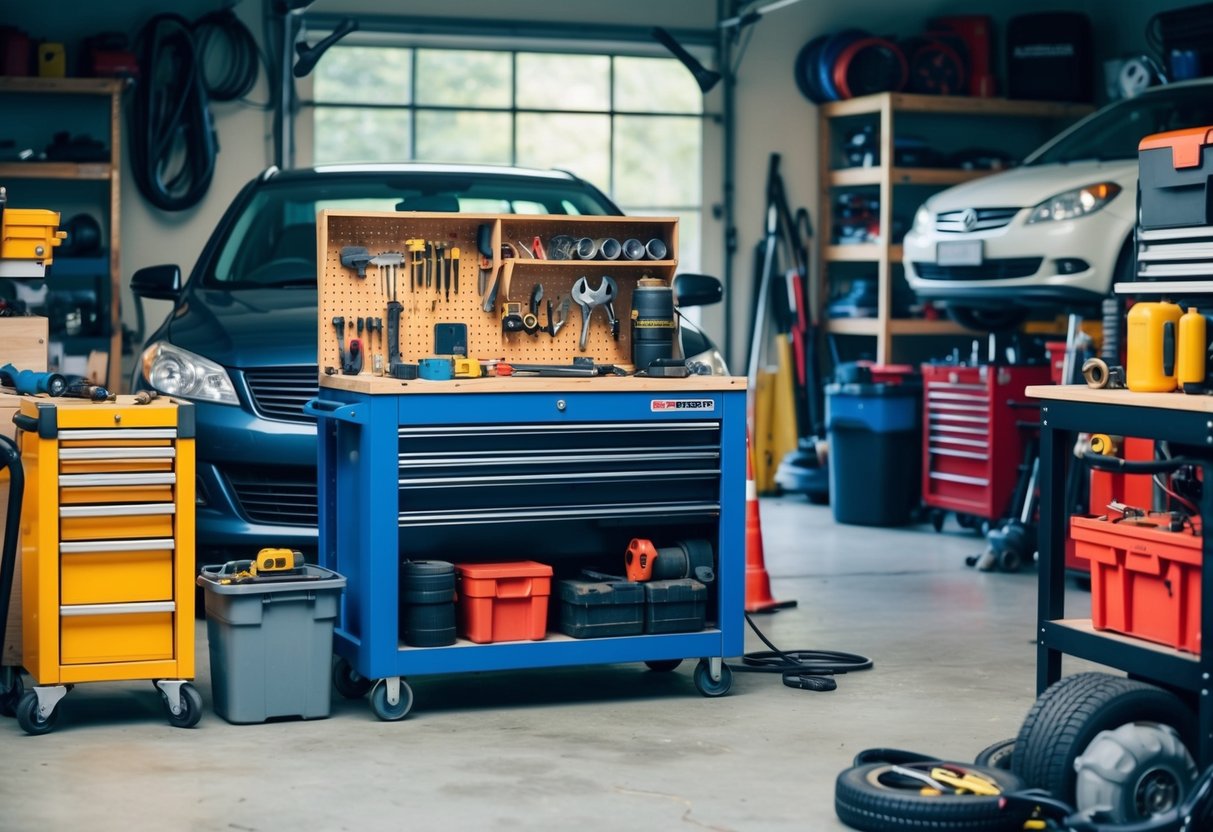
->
xmin=946 ymin=306 xmax=1028 ymax=332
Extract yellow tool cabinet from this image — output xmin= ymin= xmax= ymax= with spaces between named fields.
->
xmin=14 ymin=395 xmax=200 ymax=733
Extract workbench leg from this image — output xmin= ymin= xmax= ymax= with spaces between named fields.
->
xmin=1036 ymin=414 xmax=1066 ymax=695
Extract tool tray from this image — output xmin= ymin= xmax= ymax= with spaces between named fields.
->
xmin=317 ymin=211 xmax=680 ymax=382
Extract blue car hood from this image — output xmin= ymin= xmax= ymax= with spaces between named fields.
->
xmin=166 ymin=287 xmax=317 ymax=369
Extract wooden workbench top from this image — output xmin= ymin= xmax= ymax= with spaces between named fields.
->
xmin=320 ymin=373 xmax=746 ymax=395
xmin=1027 ymin=384 xmax=1213 ymax=414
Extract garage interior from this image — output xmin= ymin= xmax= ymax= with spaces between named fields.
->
xmin=3 ymin=1 xmax=1213 ymax=830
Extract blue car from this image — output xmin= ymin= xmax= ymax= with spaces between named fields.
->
xmin=131 ymin=163 xmax=722 ymax=561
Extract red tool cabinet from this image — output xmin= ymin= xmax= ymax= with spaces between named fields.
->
xmin=921 ymin=363 xmax=1052 ymax=522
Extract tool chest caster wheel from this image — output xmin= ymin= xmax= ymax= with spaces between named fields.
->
xmin=159 ymin=682 xmax=203 ymax=728
xmin=645 ymin=659 xmax=683 ymax=673
xmin=333 ymin=656 xmax=373 ymax=699
xmin=370 ymin=678 xmax=413 ymax=721
xmin=0 ymin=668 xmax=23 ymax=718
xmin=16 ymin=690 xmax=61 ymax=735
xmin=694 ymin=659 xmax=733 ymax=697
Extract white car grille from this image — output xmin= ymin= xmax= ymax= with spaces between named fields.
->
xmin=935 ymin=208 xmax=1020 ymax=233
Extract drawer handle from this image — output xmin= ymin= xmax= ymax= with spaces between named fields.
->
xmin=928 ymin=472 xmax=990 ymax=486
xmin=60 ymin=503 xmax=176 ymax=518
xmin=59 ymin=429 xmax=178 ymax=440
xmin=399 ymin=421 xmax=720 ymax=438
xmin=59 ymin=472 xmax=177 ymax=487
xmin=61 ymin=538 xmax=174 ymax=553
xmin=399 ymin=468 xmax=719 ymax=488
xmin=60 ymin=601 xmax=176 ymax=617
xmin=399 ymin=501 xmax=720 ymax=527
xmin=59 ymin=447 xmax=176 ymax=461
xmin=928 ymin=447 xmax=989 ymax=461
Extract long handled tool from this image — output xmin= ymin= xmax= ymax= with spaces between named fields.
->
xmin=0 ymin=434 xmax=24 ymax=716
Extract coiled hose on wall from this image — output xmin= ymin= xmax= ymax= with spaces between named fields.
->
xmin=129 ymin=14 xmax=218 ymax=211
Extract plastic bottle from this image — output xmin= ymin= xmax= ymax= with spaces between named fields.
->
xmin=1177 ymin=307 xmax=1207 ymax=393
xmin=1126 ymin=301 xmax=1183 ymax=392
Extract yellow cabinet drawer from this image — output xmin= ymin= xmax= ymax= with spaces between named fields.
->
xmin=59 ymin=603 xmax=175 ymax=665
xmin=60 ymin=484 xmax=176 ymax=504
xmin=60 ymin=539 xmax=174 ymax=605
xmin=60 ymin=504 xmax=175 ymax=541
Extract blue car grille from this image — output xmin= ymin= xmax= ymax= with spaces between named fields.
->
xmin=243 ymin=366 xmax=318 ymax=423
xmin=225 ymin=465 xmax=318 ymax=527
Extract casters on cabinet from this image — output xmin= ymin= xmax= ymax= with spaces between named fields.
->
xmin=0 ymin=667 xmax=23 ymax=718
xmin=370 ymin=677 xmax=414 ymax=721
xmin=693 ymin=658 xmax=733 ymax=697
xmin=333 ymin=655 xmax=374 ymax=699
xmin=156 ymin=680 xmax=203 ymax=728
xmin=16 ymin=685 xmax=68 ymax=735
xmin=929 ymin=510 xmax=945 ymax=533
xmin=644 ymin=659 xmax=683 ymax=673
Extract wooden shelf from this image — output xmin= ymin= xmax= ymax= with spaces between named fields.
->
xmin=504 ymin=259 xmax=677 ymax=269
xmin=0 ymin=76 xmax=125 ymax=95
xmin=0 ymin=162 xmax=112 ymax=181
xmin=829 ymin=166 xmax=994 ymax=188
xmin=824 ymin=318 xmax=879 ymax=336
xmin=820 ymin=92 xmax=1094 ymax=120
xmin=828 ymin=167 xmax=882 ymax=187
xmin=824 ymin=244 xmax=901 ymax=262
xmin=887 ymin=319 xmax=969 ymax=336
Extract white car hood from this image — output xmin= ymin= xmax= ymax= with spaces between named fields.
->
xmin=926 ymin=159 xmax=1138 ymax=213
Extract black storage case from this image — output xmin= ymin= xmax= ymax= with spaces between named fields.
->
xmin=557 ymin=579 xmax=645 ymax=638
xmin=644 ymin=579 xmax=707 ymax=634
xmin=1006 ymin=12 xmax=1093 ymax=102
xmin=1139 ymin=130 xmax=1213 ymax=231
xmin=400 ymin=560 xmax=457 ymax=647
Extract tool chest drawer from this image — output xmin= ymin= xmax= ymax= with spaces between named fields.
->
xmin=18 ymin=396 xmax=196 ymax=686
xmin=396 ymin=420 xmax=722 ymax=525
xmin=921 ymin=364 xmax=1050 ymax=520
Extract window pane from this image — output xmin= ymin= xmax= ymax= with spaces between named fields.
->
xmin=516 ymin=113 xmax=609 ymax=188
xmin=516 ymin=53 xmax=609 ymax=111
xmin=313 ymin=46 xmax=411 ymax=105
xmin=415 ymin=49 xmax=511 ymax=107
xmin=614 ymin=57 xmax=702 ymax=113
xmin=613 ymin=116 xmax=700 ymax=206
xmin=313 ymin=108 xmax=411 ymax=164
xmin=415 ymin=111 xmax=511 ymax=164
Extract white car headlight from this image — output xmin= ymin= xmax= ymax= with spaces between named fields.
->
xmin=1026 ymin=182 xmax=1121 ymax=224
xmin=912 ymin=205 xmax=932 ymax=234
xmin=140 ymin=342 xmax=238 ymax=405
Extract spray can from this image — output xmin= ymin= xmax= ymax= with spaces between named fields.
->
xmin=1177 ymin=307 xmax=1207 ymax=393
xmin=631 ymin=278 xmax=675 ymax=371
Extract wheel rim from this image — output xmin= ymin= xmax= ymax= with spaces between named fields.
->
xmin=1135 ymin=767 xmax=1181 ymax=816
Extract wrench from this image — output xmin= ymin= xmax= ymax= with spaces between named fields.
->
xmin=571 ymin=275 xmax=619 ymax=351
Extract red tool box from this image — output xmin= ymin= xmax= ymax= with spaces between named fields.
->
xmin=1070 ymin=514 xmax=1201 ymax=654
xmin=921 ymin=363 xmax=1052 ymax=524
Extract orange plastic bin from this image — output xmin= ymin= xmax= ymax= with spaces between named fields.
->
xmin=1070 ymin=515 xmax=1202 ymax=654
xmin=455 ymin=561 xmax=553 ymax=643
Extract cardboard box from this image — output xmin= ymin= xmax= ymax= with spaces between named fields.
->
xmin=0 ymin=316 xmax=48 ymax=374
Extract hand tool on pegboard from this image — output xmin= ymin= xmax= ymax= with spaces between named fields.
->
xmin=339 ymin=246 xmax=372 ymax=278
xmin=571 ymin=275 xmax=619 ymax=350
xmin=405 ymin=239 xmax=424 ymax=292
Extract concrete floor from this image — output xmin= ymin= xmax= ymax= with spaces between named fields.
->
xmin=1 ymin=499 xmax=1094 ymax=831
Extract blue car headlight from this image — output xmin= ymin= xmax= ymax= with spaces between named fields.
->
xmin=140 ymin=342 xmax=238 ymax=405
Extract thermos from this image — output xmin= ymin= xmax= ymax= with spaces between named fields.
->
xmin=1177 ymin=307 xmax=1207 ymax=393
xmin=631 ymin=278 xmax=675 ymax=370
xmin=1126 ymin=301 xmax=1182 ymax=392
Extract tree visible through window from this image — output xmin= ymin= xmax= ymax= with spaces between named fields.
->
xmin=310 ymin=46 xmax=703 ymax=271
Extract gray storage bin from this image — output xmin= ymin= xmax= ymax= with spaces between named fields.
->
xmin=198 ymin=565 xmax=346 ymax=724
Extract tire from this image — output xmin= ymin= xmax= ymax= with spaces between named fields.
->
xmin=693 ymin=660 xmax=733 ymax=697
xmin=0 ymin=671 xmax=23 ymax=718
xmin=974 ymin=738 xmax=1015 ymax=771
xmin=644 ymin=659 xmax=682 ymax=673
xmin=1012 ymin=673 xmax=1197 ymax=804
xmin=835 ymin=762 xmax=1029 ymax=831
xmin=16 ymin=690 xmax=59 ymax=736
xmin=332 ymin=655 xmax=373 ymax=699
xmin=946 ymin=306 xmax=1028 ymax=333
xmin=164 ymin=683 xmax=203 ymax=729
xmin=370 ymin=679 xmax=414 ymax=721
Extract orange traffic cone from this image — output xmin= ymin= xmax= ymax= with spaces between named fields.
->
xmin=746 ymin=430 xmax=797 ymax=613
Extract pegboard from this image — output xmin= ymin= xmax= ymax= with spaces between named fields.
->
xmin=317 ymin=211 xmax=678 ymax=380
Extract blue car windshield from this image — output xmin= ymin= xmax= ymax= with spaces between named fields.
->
xmin=203 ymin=173 xmax=615 ymax=288
xmin=1026 ymin=85 xmax=1213 ymax=166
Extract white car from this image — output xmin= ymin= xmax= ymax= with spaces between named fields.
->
xmin=904 ymin=79 xmax=1213 ymax=330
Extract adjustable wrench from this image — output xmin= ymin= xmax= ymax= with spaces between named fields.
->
xmin=571 ymin=275 xmax=619 ymax=351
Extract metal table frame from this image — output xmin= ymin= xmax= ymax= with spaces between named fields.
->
xmin=1035 ymin=387 xmax=1213 ymax=765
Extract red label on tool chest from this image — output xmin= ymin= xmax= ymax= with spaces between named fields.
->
xmin=651 ymin=399 xmax=714 ymax=412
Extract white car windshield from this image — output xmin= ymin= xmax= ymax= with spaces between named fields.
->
xmin=1027 ymin=85 xmax=1213 ymax=166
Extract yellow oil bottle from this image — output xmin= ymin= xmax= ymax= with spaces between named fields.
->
xmin=1126 ymin=301 xmax=1183 ymax=392
xmin=1177 ymin=307 xmax=1207 ymax=393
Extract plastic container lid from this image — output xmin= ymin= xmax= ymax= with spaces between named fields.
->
xmin=197 ymin=564 xmax=346 ymax=595
xmin=455 ymin=561 xmax=553 ymax=580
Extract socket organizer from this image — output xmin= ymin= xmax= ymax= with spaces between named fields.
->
xmin=316 ymin=211 xmax=679 ymax=384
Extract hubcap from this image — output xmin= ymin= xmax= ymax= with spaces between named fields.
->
xmin=1136 ymin=767 xmax=1180 ymax=816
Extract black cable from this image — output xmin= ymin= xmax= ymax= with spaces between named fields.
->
xmin=736 ymin=612 xmax=873 ymax=691
xmin=130 ymin=14 xmax=218 ymax=212
xmin=192 ymin=9 xmax=261 ymax=102
xmin=0 ymin=435 xmax=22 ymax=659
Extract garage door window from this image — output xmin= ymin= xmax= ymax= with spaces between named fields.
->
xmin=310 ymin=47 xmax=703 ymax=271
